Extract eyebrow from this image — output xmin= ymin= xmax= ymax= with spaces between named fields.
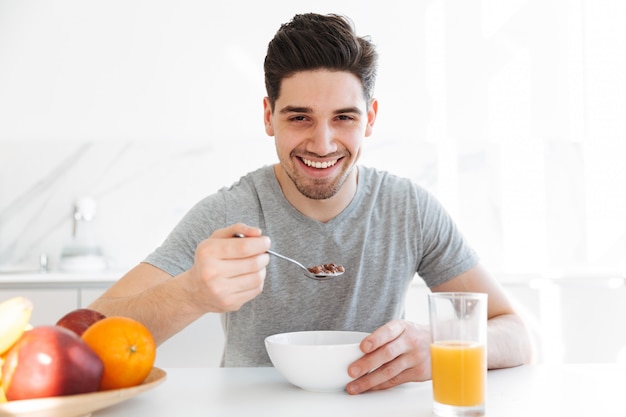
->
xmin=279 ymin=105 xmax=363 ymax=115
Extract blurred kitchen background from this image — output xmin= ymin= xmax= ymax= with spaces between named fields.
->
xmin=1 ymin=0 xmax=625 ymax=366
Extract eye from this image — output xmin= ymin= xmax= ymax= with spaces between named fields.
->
xmin=336 ymin=114 xmax=356 ymax=122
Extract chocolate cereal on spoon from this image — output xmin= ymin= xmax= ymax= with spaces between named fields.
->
xmin=307 ymin=263 xmax=345 ymax=276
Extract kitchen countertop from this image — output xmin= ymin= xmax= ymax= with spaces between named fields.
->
xmin=0 ymin=271 xmax=121 ymax=288
xmin=90 ymin=364 xmax=625 ymax=417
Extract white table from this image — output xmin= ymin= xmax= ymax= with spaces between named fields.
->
xmin=93 ymin=364 xmax=625 ymax=416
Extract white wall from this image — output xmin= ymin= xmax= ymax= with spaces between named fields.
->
xmin=2 ymin=0 xmax=624 ymax=276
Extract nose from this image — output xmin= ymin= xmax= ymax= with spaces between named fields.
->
xmin=307 ymin=122 xmax=337 ymax=156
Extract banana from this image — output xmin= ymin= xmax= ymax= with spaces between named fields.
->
xmin=0 ymin=297 xmax=33 ymax=355
xmin=0 ymin=356 xmax=5 ymax=403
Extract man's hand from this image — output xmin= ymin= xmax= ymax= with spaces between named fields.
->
xmin=186 ymin=224 xmax=271 ymax=313
xmin=346 ymin=319 xmax=431 ymax=395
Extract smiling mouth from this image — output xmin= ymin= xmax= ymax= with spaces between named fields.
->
xmin=301 ymin=158 xmax=339 ymax=169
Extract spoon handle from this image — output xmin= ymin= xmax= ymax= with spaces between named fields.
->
xmin=233 ymin=233 xmax=307 ymax=271
xmin=266 ymin=249 xmax=309 ymax=272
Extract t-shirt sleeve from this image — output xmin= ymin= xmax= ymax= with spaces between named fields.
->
xmin=415 ymin=187 xmax=479 ymax=288
xmin=143 ymin=192 xmax=227 ymax=277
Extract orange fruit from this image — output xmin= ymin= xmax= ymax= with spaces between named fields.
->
xmin=81 ymin=316 xmax=156 ymax=390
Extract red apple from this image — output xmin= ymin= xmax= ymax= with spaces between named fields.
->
xmin=56 ymin=308 xmax=106 ymax=336
xmin=2 ymin=326 xmax=104 ymax=400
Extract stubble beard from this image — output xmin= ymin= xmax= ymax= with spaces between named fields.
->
xmin=285 ymin=162 xmax=353 ymax=200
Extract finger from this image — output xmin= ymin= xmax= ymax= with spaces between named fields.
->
xmin=208 ymin=276 xmax=266 ymax=312
xmin=198 ymin=230 xmax=270 ymax=261
xmin=232 ymin=236 xmax=272 ymax=260
xmin=230 ymin=223 xmax=264 ymax=238
xmin=347 ymin=339 xmax=412 ymax=394
xmin=361 ymin=320 xmax=405 ymax=353
xmin=349 ymin=321 xmax=406 ymax=378
xmin=225 ymin=253 xmax=271 ymax=277
xmin=204 ymin=267 xmax=267 ymax=312
xmin=227 ymin=225 xmax=272 ymax=258
xmin=212 ymin=223 xmax=264 ymax=239
xmin=365 ymin=366 xmax=417 ymax=392
xmin=347 ymin=346 xmax=431 ymax=395
xmin=224 ymin=267 xmax=267 ymax=296
xmin=196 ymin=244 xmax=269 ymax=280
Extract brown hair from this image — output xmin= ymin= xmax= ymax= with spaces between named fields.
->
xmin=263 ymin=13 xmax=378 ymax=110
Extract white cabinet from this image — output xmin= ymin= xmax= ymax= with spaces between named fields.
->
xmin=80 ymin=288 xmax=107 ymax=307
xmin=0 ymin=274 xmax=225 ymax=368
xmin=157 ymin=313 xmax=224 ymax=367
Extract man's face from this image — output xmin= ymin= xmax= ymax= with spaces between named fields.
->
xmin=264 ymin=70 xmax=377 ymax=200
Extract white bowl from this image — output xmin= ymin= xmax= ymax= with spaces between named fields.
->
xmin=265 ymin=330 xmax=369 ymax=392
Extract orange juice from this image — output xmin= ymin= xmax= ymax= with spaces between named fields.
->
xmin=430 ymin=341 xmax=485 ymax=407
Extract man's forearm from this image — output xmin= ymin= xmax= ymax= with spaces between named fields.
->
xmin=487 ymin=313 xmax=534 ymax=369
xmin=88 ymin=266 xmax=204 ymax=345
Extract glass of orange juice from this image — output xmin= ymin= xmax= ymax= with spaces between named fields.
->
xmin=428 ymin=292 xmax=487 ymax=417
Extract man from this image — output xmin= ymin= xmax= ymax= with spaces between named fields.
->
xmin=90 ymin=13 xmax=532 ymax=395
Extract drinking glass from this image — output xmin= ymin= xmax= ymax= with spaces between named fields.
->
xmin=428 ymin=292 xmax=487 ymax=417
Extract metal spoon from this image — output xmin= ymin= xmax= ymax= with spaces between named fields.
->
xmin=233 ymin=233 xmax=345 ymax=281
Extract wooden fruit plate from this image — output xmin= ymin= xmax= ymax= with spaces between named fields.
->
xmin=0 ymin=367 xmax=166 ymax=417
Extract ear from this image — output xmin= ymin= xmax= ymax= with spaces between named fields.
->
xmin=364 ymin=98 xmax=378 ymax=137
xmin=263 ymin=97 xmax=275 ymax=136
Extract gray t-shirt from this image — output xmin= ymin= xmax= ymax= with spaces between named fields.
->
xmin=144 ymin=165 xmax=478 ymax=366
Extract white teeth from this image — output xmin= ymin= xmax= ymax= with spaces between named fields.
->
xmin=302 ymin=158 xmax=337 ymax=169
